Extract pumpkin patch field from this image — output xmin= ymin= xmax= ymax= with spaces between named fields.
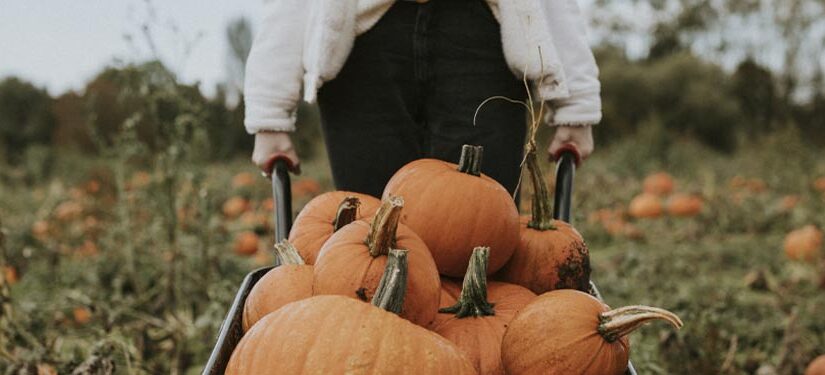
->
xmin=1 ymin=132 xmax=824 ymax=374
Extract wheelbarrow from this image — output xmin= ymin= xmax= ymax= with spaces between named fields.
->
xmin=202 ymin=150 xmax=638 ymax=375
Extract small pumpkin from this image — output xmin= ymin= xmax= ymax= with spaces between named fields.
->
xmin=666 ymin=193 xmax=704 ymax=217
xmin=432 ymin=247 xmax=536 ymax=375
xmin=223 ymin=197 xmax=250 ymax=219
xmin=628 ymin=193 xmax=663 ymax=219
xmin=3 ymin=266 xmax=18 ymax=286
xmin=807 ymin=355 xmax=825 ymax=375
xmin=313 ymin=197 xmax=440 ymax=327
xmin=501 ymin=290 xmax=683 ymax=375
xmin=642 ymin=172 xmax=675 ymax=196
xmin=227 ymin=250 xmax=476 ymax=375
xmin=784 ymin=225 xmax=823 ymax=262
xmin=233 ymin=231 xmax=260 ymax=256
xmin=496 ymin=149 xmax=591 ymax=294
xmin=289 ymin=192 xmax=381 ymax=264
xmin=73 ymin=306 xmax=92 ymax=325
xmin=814 ymin=177 xmax=825 ymax=193
xmin=231 ymin=172 xmax=256 ymax=188
xmin=383 ymin=145 xmax=520 ymax=277
xmin=242 ymin=241 xmax=314 ymax=331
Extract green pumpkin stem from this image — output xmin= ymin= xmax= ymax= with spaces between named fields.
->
xmin=333 ymin=196 xmax=360 ymax=232
xmin=439 ymin=247 xmax=496 ymax=318
xmin=272 ymin=240 xmax=304 ymax=265
xmin=525 ymin=146 xmax=556 ymax=230
xmin=457 ymin=145 xmax=484 ymax=176
xmin=366 ymin=197 xmax=403 ymax=257
xmin=371 ymin=249 xmax=408 ymax=314
xmin=597 ymin=305 xmax=683 ymax=343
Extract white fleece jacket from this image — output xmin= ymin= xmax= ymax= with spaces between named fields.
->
xmin=244 ymin=0 xmax=602 ymax=134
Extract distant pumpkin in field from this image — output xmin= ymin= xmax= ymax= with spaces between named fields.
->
xmin=813 ymin=177 xmax=825 ymax=193
xmin=261 ymin=198 xmax=275 ymax=212
xmin=234 ymin=231 xmax=261 ymax=256
xmin=232 ymin=172 xmax=257 ymax=189
xmin=292 ymin=179 xmax=323 ymax=198
xmin=784 ymin=225 xmax=823 ymax=262
xmin=54 ymin=201 xmax=83 ymax=222
xmin=666 ymin=194 xmax=704 ymax=217
xmin=806 ymin=355 xmax=825 ymax=375
xmin=222 ymin=197 xmax=250 ymax=219
xmin=3 ymin=266 xmax=18 ymax=286
xmin=777 ymin=195 xmax=801 ymax=212
xmin=628 ymin=193 xmax=663 ymax=219
xmin=36 ymin=364 xmax=57 ymax=375
xmin=642 ymin=172 xmax=675 ymax=196
xmin=31 ymin=220 xmax=50 ymax=241
xmin=73 ymin=306 xmax=92 ymax=324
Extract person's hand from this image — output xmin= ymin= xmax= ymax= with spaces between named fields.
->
xmin=547 ymin=125 xmax=594 ymax=161
xmin=251 ymin=131 xmax=300 ymax=175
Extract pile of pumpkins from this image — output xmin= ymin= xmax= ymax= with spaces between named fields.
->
xmin=227 ymin=145 xmax=683 ymax=375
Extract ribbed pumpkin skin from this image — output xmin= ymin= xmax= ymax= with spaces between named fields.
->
xmin=432 ymin=282 xmax=536 ymax=375
xmin=382 ymin=159 xmax=519 ymax=277
xmin=227 ymin=296 xmax=477 ymax=375
xmin=501 ymin=290 xmax=629 ymax=375
xmin=313 ymin=221 xmax=440 ymax=327
xmin=288 ymin=191 xmax=381 ymax=264
xmin=241 ymin=264 xmax=313 ymax=331
xmin=496 ymin=218 xmax=590 ymax=294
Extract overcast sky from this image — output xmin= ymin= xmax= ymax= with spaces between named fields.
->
xmin=0 ymin=0 xmax=263 ymax=96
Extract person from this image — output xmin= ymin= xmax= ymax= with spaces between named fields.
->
xmin=245 ymin=0 xmax=600 ymax=198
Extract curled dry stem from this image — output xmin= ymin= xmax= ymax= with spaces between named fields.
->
xmin=598 ymin=305 xmax=683 ymax=343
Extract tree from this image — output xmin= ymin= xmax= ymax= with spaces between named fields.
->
xmin=0 ymin=78 xmax=55 ymax=162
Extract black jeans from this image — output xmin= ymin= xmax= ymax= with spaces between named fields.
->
xmin=317 ymin=0 xmax=527 ymax=198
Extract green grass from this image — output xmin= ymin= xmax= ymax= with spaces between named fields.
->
xmin=1 ymin=133 xmax=824 ymax=374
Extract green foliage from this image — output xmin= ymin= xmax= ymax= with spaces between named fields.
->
xmin=0 ymin=78 xmax=56 ymax=163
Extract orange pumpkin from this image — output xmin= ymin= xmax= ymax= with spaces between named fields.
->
xmin=642 ymin=172 xmax=675 ymax=196
xmin=432 ymin=247 xmax=535 ymax=375
xmin=666 ymin=193 xmax=704 ymax=217
xmin=73 ymin=306 xmax=92 ymax=325
xmin=383 ymin=145 xmax=519 ymax=277
xmin=31 ymin=220 xmax=50 ymax=241
xmin=496 ymin=150 xmax=590 ymax=294
xmin=313 ymin=197 xmax=440 ymax=327
xmin=227 ymin=250 xmax=476 ymax=375
xmin=289 ymin=192 xmax=381 ymax=264
xmin=3 ymin=266 xmax=18 ymax=286
xmin=223 ymin=197 xmax=250 ymax=219
xmin=814 ymin=177 xmax=825 ymax=193
xmin=501 ymin=290 xmax=683 ymax=375
xmin=231 ymin=172 xmax=256 ymax=188
xmin=292 ymin=178 xmax=323 ymax=198
xmin=784 ymin=225 xmax=823 ymax=262
xmin=54 ymin=201 xmax=83 ymax=222
xmin=242 ymin=241 xmax=313 ymax=331
xmin=233 ymin=231 xmax=260 ymax=256
xmin=777 ymin=195 xmax=801 ymax=212
xmin=628 ymin=193 xmax=663 ymax=219
xmin=807 ymin=355 xmax=825 ymax=375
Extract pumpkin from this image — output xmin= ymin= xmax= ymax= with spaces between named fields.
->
xmin=233 ymin=231 xmax=260 ymax=256
xmin=628 ymin=193 xmax=663 ymax=219
xmin=313 ymin=197 xmax=440 ymax=327
xmin=54 ymin=201 xmax=83 ymax=222
xmin=292 ymin=178 xmax=323 ymax=198
xmin=227 ymin=250 xmax=476 ymax=375
xmin=814 ymin=177 xmax=825 ymax=193
xmin=496 ymin=150 xmax=591 ymax=294
xmin=73 ymin=306 xmax=92 ymax=325
xmin=3 ymin=266 xmax=18 ymax=286
xmin=383 ymin=145 xmax=519 ymax=277
xmin=223 ymin=197 xmax=250 ymax=219
xmin=501 ymin=290 xmax=683 ymax=375
xmin=432 ymin=247 xmax=536 ymax=375
xmin=231 ymin=172 xmax=256 ymax=188
xmin=242 ymin=241 xmax=314 ymax=331
xmin=31 ymin=220 xmax=50 ymax=241
xmin=289 ymin=192 xmax=381 ymax=264
xmin=642 ymin=172 xmax=675 ymax=196
xmin=666 ymin=193 xmax=704 ymax=217
xmin=807 ymin=355 xmax=825 ymax=375
xmin=777 ymin=195 xmax=801 ymax=212
xmin=784 ymin=225 xmax=823 ymax=262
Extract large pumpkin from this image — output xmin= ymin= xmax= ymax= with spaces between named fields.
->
xmin=289 ymin=191 xmax=381 ymax=264
xmin=496 ymin=150 xmax=591 ymax=293
xmin=227 ymin=250 xmax=476 ymax=375
xmin=806 ymin=355 xmax=825 ymax=375
xmin=383 ymin=145 xmax=519 ymax=277
xmin=432 ymin=247 xmax=535 ymax=375
xmin=313 ymin=197 xmax=440 ymax=327
xmin=242 ymin=241 xmax=313 ymax=331
xmin=501 ymin=289 xmax=683 ymax=375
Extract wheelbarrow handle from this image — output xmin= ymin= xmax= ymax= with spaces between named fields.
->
xmin=263 ymin=153 xmax=298 ymax=244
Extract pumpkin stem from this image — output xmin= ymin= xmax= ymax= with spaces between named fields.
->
xmin=457 ymin=145 xmax=484 ymax=176
xmin=333 ymin=196 xmax=360 ymax=232
xmin=439 ymin=247 xmax=496 ymax=318
xmin=371 ymin=249 xmax=408 ymax=314
xmin=272 ymin=240 xmax=304 ymax=265
xmin=597 ymin=305 xmax=683 ymax=343
xmin=366 ymin=197 xmax=404 ymax=257
xmin=525 ymin=145 xmax=556 ymax=230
